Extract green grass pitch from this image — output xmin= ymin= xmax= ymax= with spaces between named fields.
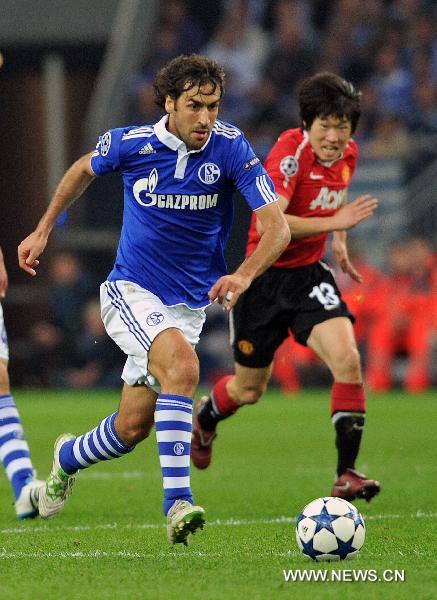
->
xmin=0 ymin=389 xmax=435 ymax=599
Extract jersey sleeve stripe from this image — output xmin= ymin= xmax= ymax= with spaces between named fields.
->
xmin=294 ymin=136 xmax=309 ymax=161
xmin=125 ymin=126 xmax=154 ymax=134
xmin=121 ymin=132 xmax=155 ymax=140
xmin=213 ymin=122 xmax=241 ymax=138
xmin=214 ymin=121 xmax=241 ymax=134
xmin=215 ymin=129 xmax=240 ymax=138
xmin=212 ymin=129 xmax=240 ymax=139
xmin=256 ymin=175 xmax=277 ymax=204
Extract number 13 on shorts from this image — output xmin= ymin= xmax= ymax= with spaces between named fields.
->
xmin=309 ymin=283 xmax=340 ymax=311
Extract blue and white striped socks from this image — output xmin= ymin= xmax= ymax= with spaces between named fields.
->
xmin=155 ymin=394 xmax=194 ymax=515
xmin=56 ymin=398 xmax=195 ymax=515
xmin=0 ymin=395 xmax=34 ymax=499
xmin=59 ymin=412 xmax=134 ymax=474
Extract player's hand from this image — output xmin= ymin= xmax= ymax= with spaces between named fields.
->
xmin=332 ymin=195 xmax=378 ymax=231
xmin=332 ymin=240 xmax=362 ymax=283
xmin=17 ymin=231 xmax=47 ymax=276
xmin=208 ymin=273 xmax=251 ymax=311
xmin=0 ymin=259 xmax=8 ymax=298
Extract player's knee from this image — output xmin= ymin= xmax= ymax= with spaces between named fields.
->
xmin=116 ymin=416 xmax=153 ymax=446
xmin=0 ymin=361 xmax=10 ymax=394
xmin=161 ymin=356 xmax=199 ymax=395
xmin=332 ymin=346 xmax=361 ymax=380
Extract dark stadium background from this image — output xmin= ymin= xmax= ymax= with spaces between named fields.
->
xmin=0 ymin=0 xmax=436 ymax=391
xmin=0 ymin=4 xmax=436 ymax=598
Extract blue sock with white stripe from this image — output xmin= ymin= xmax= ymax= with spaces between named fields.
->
xmin=0 ymin=395 xmax=34 ymax=499
xmin=155 ymin=394 xmax=194 ymax=515
xmin=59 ymin=412 xmax=134 ymax=474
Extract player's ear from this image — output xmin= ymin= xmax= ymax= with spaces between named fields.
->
xmin=165 ymin=95 xmax=175 ymax=114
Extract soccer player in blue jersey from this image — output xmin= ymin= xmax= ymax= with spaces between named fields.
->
xmin=0 ymin=246 xmax=44 ymax=519
xmin=18 ymin=54 xmax=290 ymax=544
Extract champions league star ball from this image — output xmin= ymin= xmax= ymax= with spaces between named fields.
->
xmin=296 ymin=497 xmax=365 ymax=561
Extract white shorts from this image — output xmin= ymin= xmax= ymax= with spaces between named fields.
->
xmin=0 ymin=304 xmax=9 ymax=361
xmin=100 ymin=280 xmax=206 ymax=392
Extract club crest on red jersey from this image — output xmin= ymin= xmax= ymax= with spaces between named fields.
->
xmin=342 ymin=165 xmax=351 ymax=183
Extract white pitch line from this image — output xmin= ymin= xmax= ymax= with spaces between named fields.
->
xmin=19 ymin=465 xmax=436 ymax=482
xmin=0 ymin=512 xmax=435 ymax=537
xmin=0 ymin=549 xmax=294 ymax=559
xmin=83 ymin=470 xmax=160 ymax=480
xmin=0 ymin=547 xmax=429 ymax=560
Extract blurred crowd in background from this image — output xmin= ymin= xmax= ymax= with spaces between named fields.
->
xmin=23 ymin=238 xmax=436 ymax=393
xmin=129 ymin=0 xmax=437 ymax=162
xmin=10 ymin=0 xmax=437 ymax=392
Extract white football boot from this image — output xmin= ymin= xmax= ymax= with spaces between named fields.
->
xmin=167 ymin=500 xmax=205 ymax=545
xmin=15 ymin=478 xmax=45 ymax=519
xmin=38 ymin=433 xmax=77 ymax=518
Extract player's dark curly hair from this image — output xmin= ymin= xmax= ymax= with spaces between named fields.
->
xmin=299 ymin=72 xmax=361 ymax=133
xmin=153 ymin=54 xmax=225 ymax=108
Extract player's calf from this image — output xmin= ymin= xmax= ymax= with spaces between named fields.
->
xmin=191 ymin=377 xmax=243 ymax=469
xmin=191 ymin=396 xmax=218 ymax=469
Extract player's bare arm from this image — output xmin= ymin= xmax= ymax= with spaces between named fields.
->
xmin=18 ymin=152 xmax=96 ymax=276
xmin=0 ymin=247 xmax=8 ymax=298
xmin=331 ymin=190 xmax=368 ymax=283
xmin=332 ymin=229 xmax=363 ymax=283
xmin=257 ymin=193 xmax=377 ymax=239
xmin=208 ymin=202 xmax=289 ymax=310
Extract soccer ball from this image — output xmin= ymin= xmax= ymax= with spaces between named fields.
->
xmin=295 ymin=496 xmax=365 ymax=561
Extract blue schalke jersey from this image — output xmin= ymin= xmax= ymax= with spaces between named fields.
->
xmin=91 ymin=115 xmax=277 ymax=308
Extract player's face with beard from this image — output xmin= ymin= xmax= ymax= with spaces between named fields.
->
xmin=307 ymin=116 xmax=352 ymax=162
xmin=165 ymin=83 xmax=221 ymax=150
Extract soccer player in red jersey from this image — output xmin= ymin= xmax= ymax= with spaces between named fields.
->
xmin=192 ymin=72 xmax=381 ymax=502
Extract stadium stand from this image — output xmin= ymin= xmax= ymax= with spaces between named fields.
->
xmin=1 ymin=0 xmax=435 ymax=390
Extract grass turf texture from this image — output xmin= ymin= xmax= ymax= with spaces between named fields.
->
xmin=0 ymin=389 xmax=435 ymax=599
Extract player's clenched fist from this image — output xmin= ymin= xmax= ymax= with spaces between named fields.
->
xmin=18 ymin=231 xmax=47 ymax=276
xmin=208 ymin=273 xmax=251 ymax=311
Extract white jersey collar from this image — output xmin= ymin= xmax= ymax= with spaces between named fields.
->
xmin=154 ymin=114 xmax=211 ymax=154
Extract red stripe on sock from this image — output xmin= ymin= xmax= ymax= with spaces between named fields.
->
xmin=331 ymin=382 xmax=366 ymax=416
xmin=212 ymin=375 xmax=239 ymax=415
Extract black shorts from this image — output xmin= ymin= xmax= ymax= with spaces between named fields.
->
xmin=231 ymin=261 xmax=354 ymax=368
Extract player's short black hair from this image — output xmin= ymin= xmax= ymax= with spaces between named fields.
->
xmin=153 ymin=54 xmax=225 ymax=108
xmin=298 ymin=72 xmax=361 ymax=133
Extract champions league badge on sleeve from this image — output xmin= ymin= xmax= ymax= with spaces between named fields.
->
xmin=279 ymin=155 xmax=298 ymax=178
xmin=100 ymin=131 xmax=112 ymax=156
xmin=279 ymin=155 xmax=298 ymax=188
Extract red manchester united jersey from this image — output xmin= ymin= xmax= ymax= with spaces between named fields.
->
xmin=246 ymin=128 xmax=358 ymax=268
